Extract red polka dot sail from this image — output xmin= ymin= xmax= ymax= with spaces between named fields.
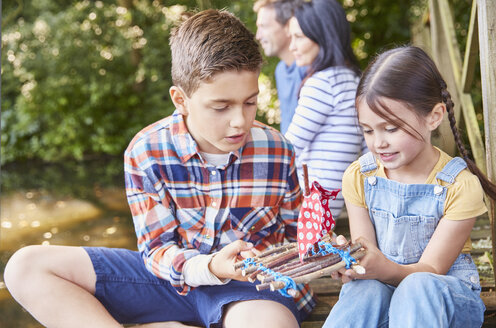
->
xmin=297 ymin=181 xmax=340 ymax=261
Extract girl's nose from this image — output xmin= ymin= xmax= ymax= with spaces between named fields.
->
xmin=374 ymin=134 xmax=388 ymax=149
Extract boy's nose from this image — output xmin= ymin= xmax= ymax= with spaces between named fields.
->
xmin=230 ymin=107 xmax=246 ymax=128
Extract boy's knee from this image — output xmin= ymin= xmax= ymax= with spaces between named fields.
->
xmin=224 ymin=300 xmax=298 ymax=328
xmin=4 ymin=245 xmax=48 ymax=291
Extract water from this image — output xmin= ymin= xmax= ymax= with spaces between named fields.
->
xmin=0 ymin=158 xmax=137 ymax=327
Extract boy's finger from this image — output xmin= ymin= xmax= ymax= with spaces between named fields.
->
xmin=223 ymin=240 xmax=253 ymax=255
xmin=336 ymin=235 xmax=348 ymax=245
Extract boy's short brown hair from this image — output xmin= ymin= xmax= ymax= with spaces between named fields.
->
xmin=170 ymin=9 xmax=263 ymax=96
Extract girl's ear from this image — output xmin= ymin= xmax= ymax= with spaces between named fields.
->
xmin=170 ymin=86 xmax=188 ymax=115
xmin=426 ymin=102 xmax=446 ymax=131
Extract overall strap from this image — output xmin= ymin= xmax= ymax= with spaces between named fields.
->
xmin=359 ymin=152 xmax=377 ymax=173
xmin=435 ymin=157 xmax=468 ymax=184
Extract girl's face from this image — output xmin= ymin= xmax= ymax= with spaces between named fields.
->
xmin=288 ymin=17 xmax=320 ymax=67
xmin=358 ymin=97 xmax=440 ymax=178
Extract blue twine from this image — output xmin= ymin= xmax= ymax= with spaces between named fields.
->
xmin=241 ymin=258 xmax=298 ymax=298
xmin=243 ymin=242 xmax=357 ymax=297
xmin=317 ymin=241 xmax=356 ymax=268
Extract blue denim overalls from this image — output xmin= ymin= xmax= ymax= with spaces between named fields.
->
xmin=324 ymin=152 xmax=485 ymax=328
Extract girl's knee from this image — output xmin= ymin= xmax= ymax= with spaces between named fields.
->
xmin=393 ymin=272 xmax=443 ymax=303
xmin=342 ymin=279 xmax=393 ymax=300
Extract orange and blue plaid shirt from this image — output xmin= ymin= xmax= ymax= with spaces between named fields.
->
xmin=124 ymin=110 xmax=315 ymax=314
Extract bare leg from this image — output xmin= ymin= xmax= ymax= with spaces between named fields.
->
xmin=223 ymin=300 xmax=299 ymax=328
xmin=130 ymin=322 xmax=202 ymax=328
xmin=4 ymin=245 xmax=121 ymax=328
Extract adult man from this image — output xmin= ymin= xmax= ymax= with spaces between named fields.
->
xmin=254 ymin=0 xmax=306 ymax=134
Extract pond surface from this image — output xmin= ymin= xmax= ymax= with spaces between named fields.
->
xmin=1 ymin=158 xmax=137 ymax=327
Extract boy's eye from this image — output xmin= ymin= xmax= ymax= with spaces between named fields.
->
xmin=212 ymin=106 xmax=228 ymax=111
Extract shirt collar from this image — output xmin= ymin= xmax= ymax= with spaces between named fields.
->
xmin=170 ymin=110 xmax=243 ymax=165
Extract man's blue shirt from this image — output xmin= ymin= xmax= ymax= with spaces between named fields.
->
xmin=274 ymin=61 xmax=307 ymax=134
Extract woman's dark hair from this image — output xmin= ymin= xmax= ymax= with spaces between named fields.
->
xmin=357 ymin=45 xmax=496 ymax=200
xmin=293 ymin=0 xmax=360 ymax=81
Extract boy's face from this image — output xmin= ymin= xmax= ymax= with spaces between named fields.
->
xmin=170 ymin=70 xmax=259 ymax=154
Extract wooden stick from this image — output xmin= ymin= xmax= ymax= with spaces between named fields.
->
xmin=256 ymin=245 xmax=364 ymax=290
xmin=234 ymin=242 xmax=297 ymax=270
xmin=269 ymin=250 xmax=367 ymax=290
xmin=302 ymin=163 xmax=310 ymax=196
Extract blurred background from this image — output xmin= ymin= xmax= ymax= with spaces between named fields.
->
xmin=1 ymin=0 xmax=485 ymax=326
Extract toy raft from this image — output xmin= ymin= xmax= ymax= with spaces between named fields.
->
xmin=234 ymin=237 xmax=366 ymax=297
xmin=234 ymin=164 xmax=366 ymax=297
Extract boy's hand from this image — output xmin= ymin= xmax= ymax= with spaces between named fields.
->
xmin=209 ymin=240 xmax=255 ymax=281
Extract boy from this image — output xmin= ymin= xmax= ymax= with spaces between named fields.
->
xmin=4 ymin=9 xmax=314 ymax=328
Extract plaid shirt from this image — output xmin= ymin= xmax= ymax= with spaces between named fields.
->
xmin=124 ymin=110 xmax=315 ymax=314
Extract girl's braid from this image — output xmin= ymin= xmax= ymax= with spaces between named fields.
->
xmin=441 ymin=79 xmax=496 ymax=199
xmin=440 ymin=80 xmax=470 ymax=161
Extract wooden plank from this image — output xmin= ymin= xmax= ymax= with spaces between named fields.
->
xmin=477 ymin=0 xmax=496 ymax=286
xmin=427 ymin=0 xmax=458 ymax=156
xmin=461 ymin=0 xmax=479 ymax=92
xmin=437 ymin=0 xmax=487 ymax=174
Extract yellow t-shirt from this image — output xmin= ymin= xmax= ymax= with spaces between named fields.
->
xmin=342 ymin=148 xmax=487 ymax=252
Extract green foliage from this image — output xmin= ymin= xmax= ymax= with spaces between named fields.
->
xmin=2 ymin=0 xmax=176 ymax=163
xmin=0 ymin=0 xmax=434 ymax=164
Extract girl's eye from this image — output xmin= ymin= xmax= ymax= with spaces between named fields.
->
xmin=362 ymin=129 xmax=373 ymax=134
xmin=386 ymin=127 xmax=398 ymax=133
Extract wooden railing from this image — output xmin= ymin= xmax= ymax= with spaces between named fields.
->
xmin=413 ymin=0 xmax=496 ymax=283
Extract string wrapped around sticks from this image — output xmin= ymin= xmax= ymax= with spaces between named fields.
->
xmin=235 ymin=239 xmax=366 ymax=297
xmin=234 ymin=164 xmax=367 ymax=297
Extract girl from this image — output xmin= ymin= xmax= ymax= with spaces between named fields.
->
xmin=285 ymin=0 xmax=367 ymax=218
xmin=324 ymin=46 xmax=496 ymax=327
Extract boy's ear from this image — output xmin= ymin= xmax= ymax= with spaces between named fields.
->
xmin=427 ymin=103 xmax=446 ymax=131
xmin=169 ymin=86 xmax=188 ymax=115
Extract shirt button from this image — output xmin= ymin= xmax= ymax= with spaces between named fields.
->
xmin=212 ymin=201 xmax=217 ymax=207
xmin=250 ymin=226 xmax=256 ymax=231
xmin=211 ymin=171 xmax=217 ymax=176
xmin=205 ymin=235 xmax=211 ymax=239
xmin=470 ymin=275 xmax=479 ymax=284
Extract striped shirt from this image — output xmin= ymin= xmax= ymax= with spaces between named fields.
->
xmin=285 ymin=66 xmax=367 ymax=217
xmin=124 ymin=110 xmax=315 ymax=314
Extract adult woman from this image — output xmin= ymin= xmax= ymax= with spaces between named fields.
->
xmin=285 ymin=0 xmax=366 ymax=217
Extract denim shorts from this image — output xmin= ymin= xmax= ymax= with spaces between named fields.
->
xmin=84 ymin=247 xmax=305 ymax=327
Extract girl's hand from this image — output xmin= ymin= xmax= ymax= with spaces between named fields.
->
xmin=328 ymin=235 xmax=391 ymax=283
xmin=341 ymin=236 xmax=391 ymax=281
xmin=208 ymin=240 xmax=255 ymax=281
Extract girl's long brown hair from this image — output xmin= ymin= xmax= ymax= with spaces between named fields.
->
xmin=356 ymin=46 xmax=496 ymax=200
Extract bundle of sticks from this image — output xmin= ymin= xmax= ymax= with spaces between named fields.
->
xmin=234 ymin=235 xmax=366 ymax=298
